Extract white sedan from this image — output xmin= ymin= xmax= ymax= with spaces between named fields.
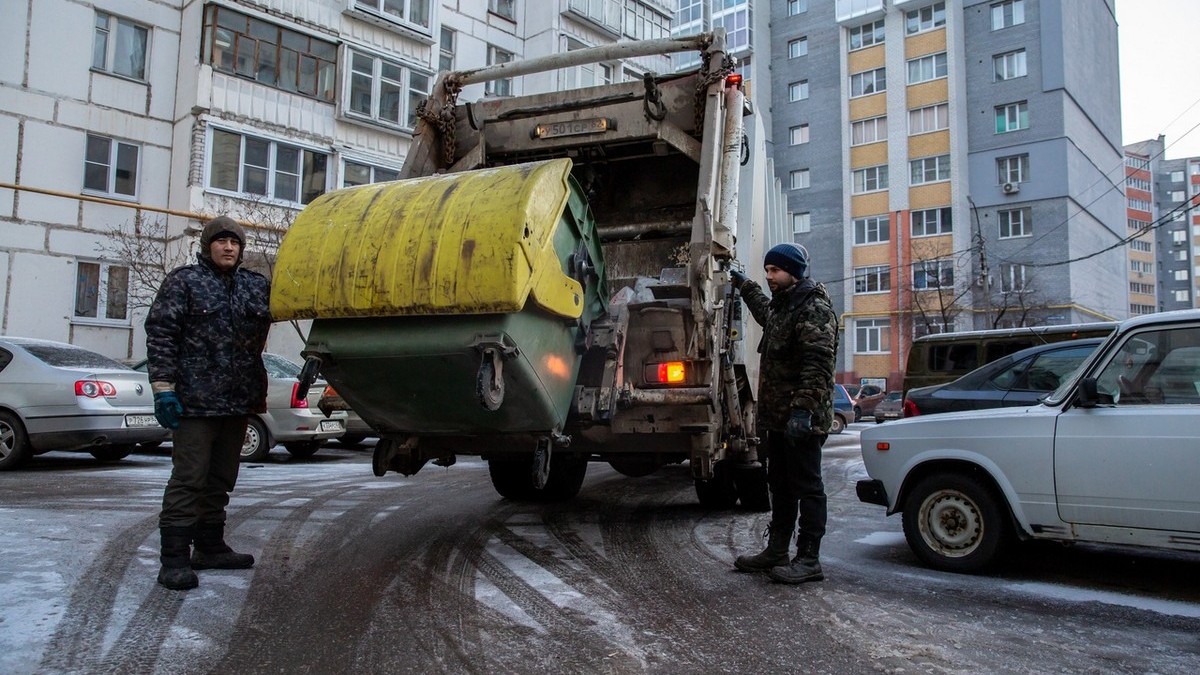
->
xmin=857 ymin=309 xmax=1200 ymax=573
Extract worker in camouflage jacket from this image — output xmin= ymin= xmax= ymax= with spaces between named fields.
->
xmin=728 ymin=242 xmax=838 ymax=584
xmin=145 ymin=216 xmax=271 ymax=590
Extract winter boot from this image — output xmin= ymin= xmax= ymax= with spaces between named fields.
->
xmin=191 ymin=522 xmax=255 ymax=570
xmin=734 ymin=524 xmax=793 ymax=573
xmin=157 ymin=526 xmax=199 ymax=590
xmin=769 ymin=537 xmax=824 ymax=584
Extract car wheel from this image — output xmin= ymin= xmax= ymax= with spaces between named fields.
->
xmin=902 ymin=472 xmax=1012 ymax=573
xmin=830 ymin=413 xmax=846 ymax=435
xmin=90 ymin=444 xmax=133 ymax=462
xmin=0 ymin=411 xmax=32 ymax=470
xmin=338 ymin=434 xmax=366 ymax=448
xmin=241 ymin=417 xmax=272 ymax=462
xmin=853 ymin=406 xmax=862 ymax=423
xmin=284 ymin=441 xmax=321 ymax=458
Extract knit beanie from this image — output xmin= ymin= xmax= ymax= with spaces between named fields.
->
xmin=199 ymin=216 xmax=246 ymax=261
xmin=763 ymin=242 xmax=810 ymax=279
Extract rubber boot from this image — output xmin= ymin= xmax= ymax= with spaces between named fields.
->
xmin=191 ymin=522 xmax=255 ymax=570
xmin=157 ymin=526 xmax=199 ymax=590
xmin=734 ymin=523 xmax=793 ymax=572
xmin=769 ymin=537 xmax=824 ymax=585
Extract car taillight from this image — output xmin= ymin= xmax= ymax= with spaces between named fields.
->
xmin=75 ymin=380 xmax=117 ymax=398
xmin=902 ymin=398 xmax=920 ymax=417
xmin=322 ymin=385 xmax=337 ymax=397
xmin=645 ymin=361 xmax=687 ymax=385
xmin=290 ymin=382 xmax=309 ymax=409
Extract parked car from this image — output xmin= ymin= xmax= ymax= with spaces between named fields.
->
xmin=850 ymin=384 xmax=886 ymax=420
xmin=903 ymin=338 xmax=1103 ymax=417
xmin=830 ymin=384 xmax=853 ymax=434
xmin=857 ymin=309 xmax=1200 ymax=573
xmin=0 ymin=337 xmax=169 ymax=470
xmin=316 ymin=385 xmax=374 ymax=447
xmin=872 ymin=391 xmax=904 ymax=423
xmin=133 ymin=353 xmax=347 ymax=461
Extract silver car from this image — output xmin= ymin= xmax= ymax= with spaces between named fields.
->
xmin=242 ymin=354 xmax=347 ymax=462
xmin=0 ymin=337 xmax=169 ymax=470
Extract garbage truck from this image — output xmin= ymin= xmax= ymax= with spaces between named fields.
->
xmin=270 ymin=30 xmax=766 ymax=508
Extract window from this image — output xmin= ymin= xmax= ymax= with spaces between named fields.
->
xmin=1129 ymin=240 xmax=1152 ymax=252
xmin=342 ymin=160 xmax=400 ymax=188
xmin=489 ymin=0 xmax=515 ymax=20
xmin=1126 ymin=177 xmax=1151 ymax=191
xmin=1170 ymin=190 xmax=1186 ymax=202
xmin=855 ymin=318 xmax=890 ymax=353
xmin=910 ymin=155 xmax=950 ymax=185
xmin=850 ymin=68 xmax=886 ymax=97
xmin=565 ymin=38 xmax=614 ymax=89
xmin=1128 ymin=198 xmax=1151 ymax=211
xmin=1130 ymin=282 xmax=1155 ymax=294
xmin=851 ymin=116 xmax=887 ymax=146
xmin=1124 ymin=155 xmax=1149 ymax=170
xmin=1175 ymin=249 xmax=1188 ymax=262
xmin=486 ymin=45 xmax=514 ymax=96
xmin=790 ymin=169 xmax=811 ymax=190
xmin=74 ymin=261 xmax=129 ymax=323
xmin=792 ymin=212 xmax=811 ymax=236
xmin=623 ymin=2 xmax=670 ymax=40
xmin=1192 ymin=164 xmax=1200 ymax=175
xmin=789 ymin=37 xmax=808 ymax=58
xmin=999 ymin=263 xmax=1027 ymax=293
xmin=993 ymin=49 xmax=1027 ymax=81
xmin=998 ymin=207 xmax=1031 ymax=238
xmin=788 ymin=0 xmax=807 ymax=17
xmin=1174 ymin=270 xmax=1190 ymax=282
xmin=909 ymin=103 xmax=949 ymax=134
xmin=913 ymin=260 xmax=954 ymax=290
xmin=1172 ymin=230 xmax=1187 ymax=245
xmin=995 ymin=101 xmax=1028 ymax=133
xmin=849 ymin=20 xmax=885 ymax=50
xmin=907 ymin=53 xmax=947 ymax=84
xmin=1128 ymin=218 xmax=1148 ymax=232
xmin=1175 ymin=290 xmax=1191 ymax=303
xmin=1131 ymin=303 xmax=1156 ymax=315
xmin=347 ymin=51 xmax=430 ymax=129
xmin=914 ymin=322 xmax=955 ymax=339
xmin=991 ymin=0 xmax=1025 ymax=30
xmin=202 ymin=5 xmax=337 ymax=101
xmin=92 ymin=12 xmax=148 ymax=80
xmin=208 ymin=128 xmax=328 ymax=205
xmin=788 ymin=80 xmax=809 ymax=102
xmin=906 ymin=2 xmax=946 ymax=34
xmin=854 ymin=265 xmax=890 ymax=294
xmin=568 ymin=0 xmax=622 ymax=32
xmin=854 ymin=215 xmax=890 ymax=245
xmin=852 ymin=165 xmax=888 ymax=193
xmin=789 ymin=124 xmax=810 ymax=145
xmin=911 ymin=207 xmax=952 ymax=236
xmin=354 ymin=0 xmax=432 ymax=30
xmin=713 ymin=5 xmax=751 ymax=52
xmin=439 ymin=27 xmax=456 ymax=72
xmin=83 ymin=134 xmax=139 ymax=198
xmin=1170 ymin=170 xmax=1185 ymax=182
xmin=1132 ymin=260 xmax=1154 ymax=273
xmin=997 ymin=154 xmax=1029 ymax=184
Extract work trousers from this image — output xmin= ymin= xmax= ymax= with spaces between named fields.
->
xmin=765 ymin=429 xmax=828 ymax=544
xmin=159 ymin=416 xmax=248 ymax=528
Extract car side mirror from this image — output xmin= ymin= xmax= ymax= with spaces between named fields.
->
xmin=296 ymin=355 xmax=323 ymax=400
xmin=1076 ymin=377 xmax=1113 ymax=408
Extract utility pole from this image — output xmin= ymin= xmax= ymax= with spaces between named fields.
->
xmin=968 ymin=196 xmax=992 ymax=328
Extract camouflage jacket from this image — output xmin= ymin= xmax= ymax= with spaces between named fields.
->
xmin=145 ymin=256 xmax=272 ymax=416
xmin=740 ymin=278 xmax=839 ymax=433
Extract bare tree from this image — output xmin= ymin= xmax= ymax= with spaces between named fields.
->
xmin=901 ymin=244 xmax=974 ymax=338
xmin=93 ymin=212 xmax=194 ymax=314
xmin=987 ymin=264 xmax=1050 ymax=329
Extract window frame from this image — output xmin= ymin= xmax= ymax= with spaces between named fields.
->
xmin=998 ymin=207 xmax=1032 ymax=239
xmin=907 ymin=52 xmax=948 ymax=85
xmin=851 ymin=115 xmax=887 ymax=146
xmin=788 ymin=0 xmax=808 ymax=16
xmin=905 ymin=2 xmax=946 ymax=35
xmin=83 ymin=134 xmax=140 ymax=199
xmin=439 ymin=26 xmax=456 ymax=72
xmin=486 ymin=44 xmax=515 ymax=96
xmin=911 ymin=207 xmax=953 ymax=236
xmin=909 ymin=102 xmax=949 ymax=135
xmin=92 ymin=11 xmax=149 ymax=81
xmin=910 ymin=154 xmax=951 ymax=185
xmin=854 ymin=265 xmax=891 ymax=294
xmin=997 ymin=154 xmax=1029 ymax=184
xmin=912 ymin=259 xmax=954 ymax=291
xmin=792 ymin=212 xmax=811 ymax=236
xmin=206 ymin=127 xmax=329 ymax=206
xmin=852 ymin=164 xmax=889 ymax=194
xmin=788 ymin=36 xmax=809 ymax=59
xmin=788 ymin=80 xmax=809 ymax=102
xmin=855 ymin=318 xmax=891 ymax=354
xmin=991 ymin=0 xmax=1026 ymax=30
xmin=789 ymin=124 xmax=810 ymax=146
xmin=353 ymin=0 xmax=433 ymax=34
xmin=999 ymin=263 xmax=1028 ymax=293
xmin=488 ymin=0 xmax=516 ymax=21
xmin=995 ymin=101 xmax=1029 ymax=133
xmin=993 ymin=49 xmax=1027 ymax=81
xmin=854 ymin=215 xmax=890 ymax=245
xmin=849 ymin=19 xmax=885 ymax=51
xmin=850 ymin=67 xmax=887 ymax=98
xmin=345 ymin=49 xmax=431 ymax=131
xmin=789 ymin=169 xmax=811 ymax=190
xmin=73 ymin=260 xmax=131 ymax=325
xmin=341 ymin=159 xmax=401 ymax=188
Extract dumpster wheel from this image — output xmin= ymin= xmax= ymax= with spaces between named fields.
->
xmin=477 ymin=348 xmax=505 ymax=411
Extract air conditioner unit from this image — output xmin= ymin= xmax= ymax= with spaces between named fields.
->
xmin=1002 ymin=181 xmax=1020 ymax=194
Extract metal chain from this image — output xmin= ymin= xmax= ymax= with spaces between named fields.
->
xmin=416 ymin=75 xmax=464 ymax=168
xmin=693 ymin=40 xmax=734 ymax=134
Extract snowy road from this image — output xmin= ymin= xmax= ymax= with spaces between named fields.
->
xmin=2 ymin=426 xmax=1198 ymax=673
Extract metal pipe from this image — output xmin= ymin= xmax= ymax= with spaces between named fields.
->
xmin=716 ymin=85 xmax=743 ymax=247
xmin=622 ymin=387 xmax=712 ymax=406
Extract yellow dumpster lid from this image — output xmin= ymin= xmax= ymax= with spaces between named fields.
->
xmin=271 ymin=158 xmax=585 ymax=320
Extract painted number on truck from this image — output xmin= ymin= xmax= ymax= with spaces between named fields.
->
xmin=532 ymin=117 xmax=614 ymax=139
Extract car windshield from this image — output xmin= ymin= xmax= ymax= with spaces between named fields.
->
xmin=20 ymin=343 xmax=129 ymax=370
xmin=884 ymin=391 xmax=902 ymax=402
xmin=1044 ymin=337 xmax=1116 ymax=405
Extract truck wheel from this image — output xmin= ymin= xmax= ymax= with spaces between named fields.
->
xmin=488 ymin=459 xmax=533 ymax=500
xmin=0 ymin=411 xmax=32 ymax=470
xmin=284 ymin=441 xmax=321 ymax=458
xmin=90 ymin=444 xmax=133 ymax=462
xmin=902 ymin=472 xmax=1012 ymax=573
xmin=734 ymin=463 xmax=771 ymax=512
xmin=488 ymin=456 xmax=588 ymax=502
xmin=695 ymin=461 xmax=738 ymax=510
xmin=240 ymin=418 xmax=271 ymax=462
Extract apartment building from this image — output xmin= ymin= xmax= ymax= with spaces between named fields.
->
xmin=769 ymin=0 xmax=1127 ymax=387
xmin=0 ymin=0 xmax=684 ymax=359
xmin=1156 ymin=154 xmax=1200 ymax=311
xmin=1122 ymin=142 xmax=1159 ymax=316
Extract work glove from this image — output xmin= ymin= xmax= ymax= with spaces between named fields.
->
xmin=785 ymin=409 xmax=813 ymax=441
xmin=153 ymin=391 xmax=183 ymax=430
xmin=729 ymin=268 xmax=748 ymax=290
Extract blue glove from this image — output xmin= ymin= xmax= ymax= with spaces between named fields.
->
xmin=154 ymin=391 xmax=183 ymax=430
xmin=730 ymin=268 xmax=748 ymax=289
xmin=785 ymin=409 xmax=813 ymax=440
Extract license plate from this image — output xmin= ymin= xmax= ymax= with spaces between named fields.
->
xmin=125 ymin=414 xmax=160 ymax=428
xmin=533 ymin=117 xmax=612 ymax=139
xmin=319 ymin=420 xmax=344 ymax=432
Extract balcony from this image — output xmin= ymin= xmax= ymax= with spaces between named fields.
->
xmin=836 ymin=0 xmax=887 ymax=25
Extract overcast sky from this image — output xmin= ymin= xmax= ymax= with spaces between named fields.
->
xmin=1116 ymin=0 xmax=1200 ymax=159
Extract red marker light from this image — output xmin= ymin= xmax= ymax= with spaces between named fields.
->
xmin=725 ymin=73 xmax=743 ymax=88
xmin=876 ymin=442 xmax=890 ymax=451
xmin=657 ymin=362 xmax=686 ymax=384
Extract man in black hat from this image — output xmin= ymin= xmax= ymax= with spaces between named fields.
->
xmin=728 ymin=242 xmax=838 ymax=584
xmin=145 ymin=216 xmax=272 ymax=590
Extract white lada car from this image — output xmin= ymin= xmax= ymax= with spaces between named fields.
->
xmin=858 ymin=309 xmax=1200 ymax=573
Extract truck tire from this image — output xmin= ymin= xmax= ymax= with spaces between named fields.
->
xmin=694 ymin=461 xmax=738 ymax=509
xmin=240 ymin=417 xmax=272 ymax=462
xmin=901 ymin=472 xmax=1012 ymax=573
xmin=488 ymin=456 xmax=588 ymax=502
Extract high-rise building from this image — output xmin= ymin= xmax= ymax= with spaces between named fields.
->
xmin=1122 ymin=140 xmax=1160 ymax=316
xmin=1155 ymin=154 xmax=1200 ymax=310
xmin=769 ymin=0 xmax=1127 ymax=386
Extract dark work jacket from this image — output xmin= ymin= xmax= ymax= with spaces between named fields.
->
xmin=741 ymin=277 xmax=839 ymax=433
xmin=145 ymin=256 xmax=272 ymax=416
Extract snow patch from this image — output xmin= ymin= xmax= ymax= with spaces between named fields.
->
xmin=855 ymin=531 xmax=906 ymax=547
xmin=1008 ymin=581 xmax=1200 ymax=619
